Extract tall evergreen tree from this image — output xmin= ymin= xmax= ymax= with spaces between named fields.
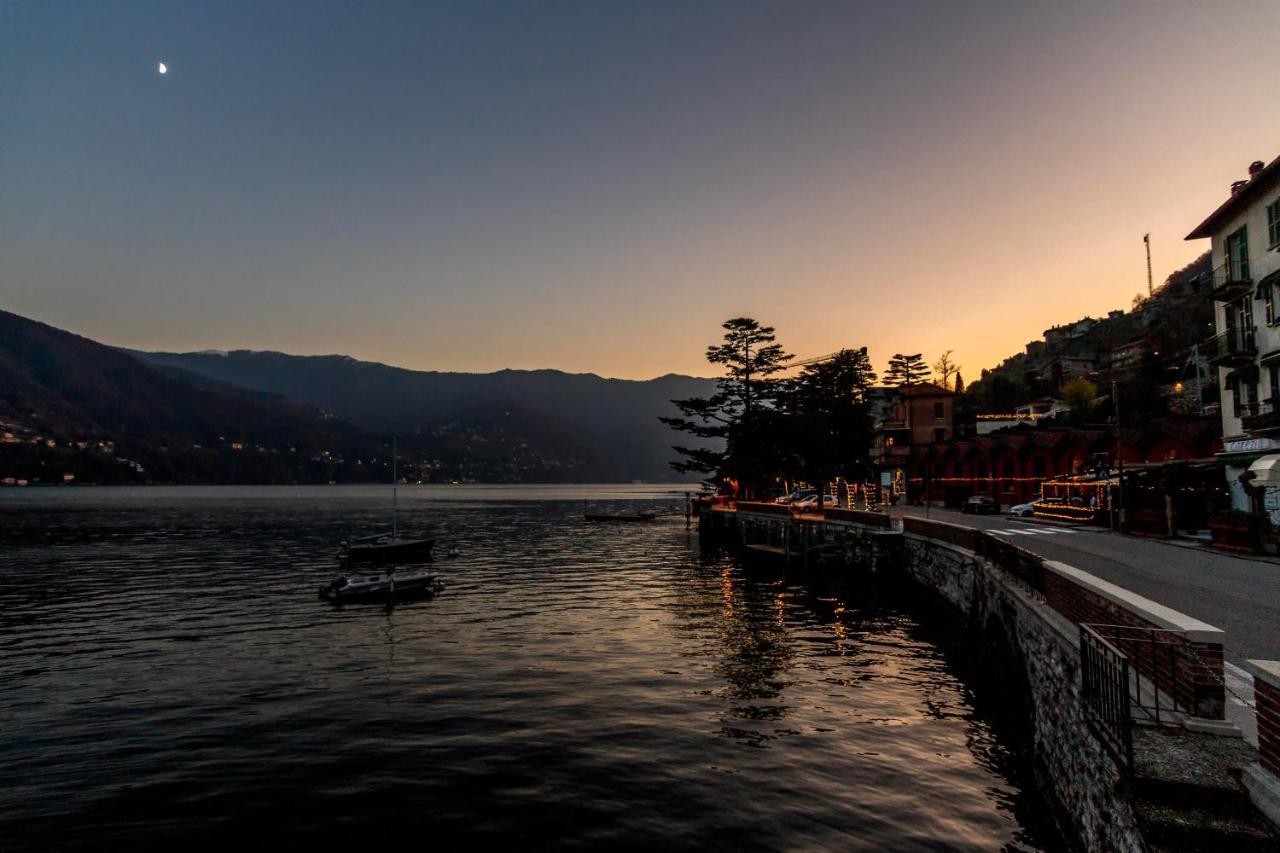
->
xmin=884 ymin=353 xmax=931 ymax=388
xmin=661 ymin=318 xmax=791 ymax=491
xmin=953 ymin=371 xmax=965 ymax=395
xmin=780 ymin=348 xmax=878 ymax=494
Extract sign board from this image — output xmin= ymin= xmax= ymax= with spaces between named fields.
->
xmin=1223 ymin=437 xmax=1280 ymax=454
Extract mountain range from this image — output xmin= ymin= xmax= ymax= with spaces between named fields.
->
xmin=0 ymin=309 xmax=716 ymax=484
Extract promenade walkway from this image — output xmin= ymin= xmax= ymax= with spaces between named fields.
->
xmin=889 ymin=505 xmax=1280 ymax=664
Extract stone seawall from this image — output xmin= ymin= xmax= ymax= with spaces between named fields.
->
xmin=702 ymin=507 xmax=1145 ymax=851
xmin=902 ymin=533 xmax=1143 ymax=852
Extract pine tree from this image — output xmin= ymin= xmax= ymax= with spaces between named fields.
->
xmin=660 ymin=318 xmax=792 ymax=488
xmin=781 ymin=348 xmax=878 ymax=492
xmin=884 ymin=353 xmax=931 ymax=388
xmin=953 ymin=371 xmax=965 ymax=395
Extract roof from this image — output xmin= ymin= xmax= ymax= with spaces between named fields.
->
xmin=1185 ymin=156 xmax=1280 ymax=240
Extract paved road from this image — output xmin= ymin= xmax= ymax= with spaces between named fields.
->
xmin=887 ymin=505 xmax=1280 ymax=665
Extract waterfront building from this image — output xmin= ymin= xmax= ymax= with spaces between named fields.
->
xmin=904 ymin=418 xmax=1221 ymax=520
xmin=1186 ymin=155 xmax=1280 ymax=513
xmin=872 ymin=383 xmax=956 ymax=495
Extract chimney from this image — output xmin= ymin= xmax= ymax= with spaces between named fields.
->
xmin=1232 ymin=180 xmax=1249 ymax=194
xmin=1249 ymin=160 xmax=1266 ymax=178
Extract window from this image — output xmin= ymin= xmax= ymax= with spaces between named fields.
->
xmin=933 ymin=428 xmax=947 ymax=443
xmin=1270 ymin=365 xmax=1279 ymax=405
xmin=1226 ymin=226 xmax=1250 ymax=280
xmin=1269 ymin=198 xmax=1280 ymax=249
xmin=933 ymin=402 xmax=944 ymax=418
xmin=1265 ymin=282 xmax=1278 ymax=326
xmin=1229 ymin=374 xmax=1241 ymax=417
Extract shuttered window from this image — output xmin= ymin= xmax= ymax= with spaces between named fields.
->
xmin=1226 ymin=226 xmax=1250 ymax=280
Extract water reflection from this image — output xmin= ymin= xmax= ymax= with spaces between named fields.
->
xmin=0 ymin=488 xmax=1057 ymax=850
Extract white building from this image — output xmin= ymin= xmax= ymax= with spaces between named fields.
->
xmin=1186 ymin=156 xmax=1280 ymax=511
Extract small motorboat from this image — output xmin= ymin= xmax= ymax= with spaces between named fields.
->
xmin=319 ymin=569 xmax=442 ymax=602
xmin=340 ymin=532 xmax=435 ymax=562
xmin=339 ymin=437 xmax=436 ymax=563
xmin=584 ymin=510 xmax=658 ymax=523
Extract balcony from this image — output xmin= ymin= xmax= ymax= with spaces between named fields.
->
xmin=1241 ymin=400 xmax=1280 ymax=433
xmin=1208 ymin=327 xmax=1258 ymax=367
xmin=1208 ymin=258 xmax=1252 ymax=303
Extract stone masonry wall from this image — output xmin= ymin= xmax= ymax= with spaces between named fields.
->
xmin=903 ymin=534 xmax=1145 ymax=853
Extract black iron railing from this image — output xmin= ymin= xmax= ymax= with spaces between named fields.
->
xmin=1242 ymin=399 xmax=1280 ymax=432
xmin=1208 ymin=327 xmax=1257 ymax=365
xmin=1209 ymin=258 xmax=1252 ymax=301
xmin=1079 ymin=624 xmax=1133 ymax=771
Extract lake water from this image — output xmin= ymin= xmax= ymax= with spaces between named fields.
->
xmin=0 ymin=485 xmax=1059 ymax=849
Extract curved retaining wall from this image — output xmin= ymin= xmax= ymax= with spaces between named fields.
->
xmin=704 ymin=507 xmax=1148 ymax=851
xmin=901 ymin=530 xmax=1143 ymax=851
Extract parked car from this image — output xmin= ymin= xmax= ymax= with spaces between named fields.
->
xmin=774 ymin=489 xmax=816 ymax=505
xmin=793 ymin=494 xmax=838 ymax=509
xmin=961 ymin=495 xmax=999 ymax=515
xmin=1009 ymin=498 xmax=1048 ymax=517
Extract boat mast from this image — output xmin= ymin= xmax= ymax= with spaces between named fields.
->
xmin=392 ymin=436 xmax=398 ymax=540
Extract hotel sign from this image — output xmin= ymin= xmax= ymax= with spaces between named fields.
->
xmin=1223 ymin=437 xmax=1280 ymax=454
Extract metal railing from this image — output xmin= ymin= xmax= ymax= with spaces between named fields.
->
xmin=1080 ymin=625 xmax=1133 ymax=770
xmin=1081 ymin=624 xmax=1222 ymax=725
xmin=1209 ymin=258 xmax=1252 ymax=299
xmin=1242 ymin=398 xmax=1280 ymax=432
xmin=1208 ymin=327 xmax=1258 ymax=363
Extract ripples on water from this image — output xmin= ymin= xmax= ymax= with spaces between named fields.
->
xmin=0 ymin=486 xmax=1058 ymax=850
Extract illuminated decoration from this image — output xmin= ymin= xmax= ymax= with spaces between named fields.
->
xmin=1037 ymin=476 xmax=1114 ymax=522
xmin=976 ymin=413 xmax=1045 ymax=420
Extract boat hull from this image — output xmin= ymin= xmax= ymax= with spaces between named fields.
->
xmin=341 ymin=538 xmax=435 ymax=562
xmin=584 ymin=514 xmax=657 ymax=523
xmin=319 ymin=570 xmax=441 ymax=603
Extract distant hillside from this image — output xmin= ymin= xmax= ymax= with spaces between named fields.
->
xmin=135 ymin=349 xmax=720 ymax=482
xmin=0 ymin=310 xmax=401 ymax=485
xmin=964 ymin=251 xmax=1216 ymax=416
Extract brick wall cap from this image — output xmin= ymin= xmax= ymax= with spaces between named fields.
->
xmin=1246 ymin=659 xmax=1280 ymax=689
xmin=1043 ymin=560 xmax=1226 ymax=642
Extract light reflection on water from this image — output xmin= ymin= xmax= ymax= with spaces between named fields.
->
xmin=0 ymin=486 xmax=1057 ymax=850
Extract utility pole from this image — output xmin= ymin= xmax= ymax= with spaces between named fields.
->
xmin=1112 ymin=379 xmax=1126 ymax=532
xmin=1144 ymin=233 xmax=1154 ymax=298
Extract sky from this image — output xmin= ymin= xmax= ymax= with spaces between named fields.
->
xmin=2 ymin=1 xmax=1279 ymax=381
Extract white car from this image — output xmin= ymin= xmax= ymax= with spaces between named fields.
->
xmin=1009 ymin=498 xmax=1047 ymax=517
xmin=793 ymin=494 xmax=838 ymax=509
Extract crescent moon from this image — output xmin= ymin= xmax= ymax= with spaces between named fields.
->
xmin=158 ymin=62 xmax=168 ymax=75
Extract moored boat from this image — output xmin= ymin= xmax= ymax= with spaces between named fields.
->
xmin=340 ymin=533 xmax=435 ymax=562
xmin=319 ymin=569 xmax=442 ymax=602
xmin=339 ymin=437 xmax=437 ymax=563
xmin=584 ymin=511 xmax=658 ymax=523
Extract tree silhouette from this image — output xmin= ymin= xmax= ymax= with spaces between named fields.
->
xmin=661 ymin=317 xmax=792 ymax=488
xmin=933 ymin=351 xmax=959 ymax=390
xmin=884 ymin=353 xmax=931 ymax=388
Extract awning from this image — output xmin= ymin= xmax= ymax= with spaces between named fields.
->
xmin=1248 ymin=454 xmax=1280 ymax=483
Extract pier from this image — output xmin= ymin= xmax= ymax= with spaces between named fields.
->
xmin=699 ymin=499 xmax=1280 ymax=850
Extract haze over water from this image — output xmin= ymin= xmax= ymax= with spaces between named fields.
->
xmin=0 ymin=485 xmax=1057 ymax=848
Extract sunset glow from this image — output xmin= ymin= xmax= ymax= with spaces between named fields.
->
xmin=3 ymin=2 xmax=1279 ymax=379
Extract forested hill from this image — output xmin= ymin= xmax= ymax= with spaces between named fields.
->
xmin=963 ymin=251 xmax=1215 ymax=415
xmin=136 ymin=349 xmax=719 ymax=482
xmin=0 ymin=310 xmax=394 ymax=485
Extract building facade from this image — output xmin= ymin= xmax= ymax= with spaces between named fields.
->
xmin=1186 ymin=155 xmax=1280 ymax=511
xmin=871 ymin=383 xmax=956 ymax=493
